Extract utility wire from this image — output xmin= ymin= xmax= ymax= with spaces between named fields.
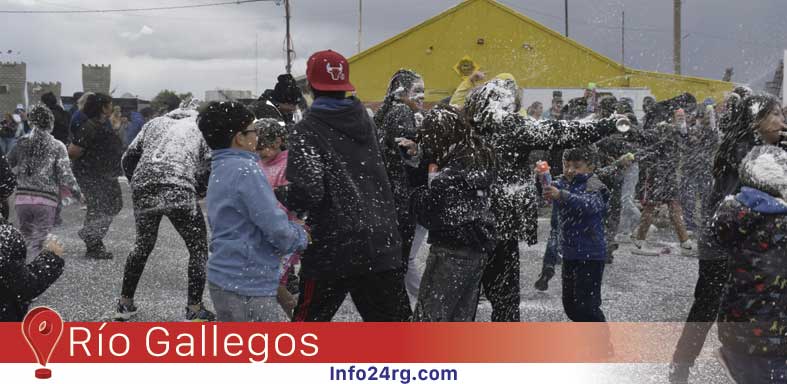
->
xmin=0 ymin=0 xmax=273 ymax=14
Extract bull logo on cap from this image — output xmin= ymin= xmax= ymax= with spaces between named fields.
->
xmin=326 ymin=62 xmax=345 ymax=81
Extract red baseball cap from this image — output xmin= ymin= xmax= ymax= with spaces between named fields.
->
xmin=306 ymin=50 xmax=355 ymax=92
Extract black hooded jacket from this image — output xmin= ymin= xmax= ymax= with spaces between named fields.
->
xmin=377 ymin=102 xmax=419 ymax=241
xmin=0 ymin=220 xmax=64 ymax=321
xmin=411 ymin=147 xmax=497 ymax=253
xmin=286 ymin=97 xmax=402 ymax=279
xmin=45 ymin=104 xmax=71 ymax=145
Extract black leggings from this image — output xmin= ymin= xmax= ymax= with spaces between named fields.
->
xmin=78 ymin=176 xmax=123 ymax=250
xmin=481 ymin=239 xmax=521 ymax=322
xmin=672 ymin=259 xmax=729 ymax=365
xmin=120 ymin=203 xmax=208 ymax=305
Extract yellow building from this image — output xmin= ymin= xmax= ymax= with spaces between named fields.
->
xmin=347 ymin=0 xmax=732 ymax=103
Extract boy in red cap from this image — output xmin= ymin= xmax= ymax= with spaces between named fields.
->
xmin=286 ymin=50 xmax=411 ymax=321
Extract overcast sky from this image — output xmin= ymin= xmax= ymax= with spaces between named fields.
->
xmin=1 ymin=0 xmax=785 ymax=100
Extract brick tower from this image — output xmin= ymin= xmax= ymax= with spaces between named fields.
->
xmin=0 ymin=62 xmax=27 ymax=113
xmin=81 ymin=64 xmax=111 ymax=94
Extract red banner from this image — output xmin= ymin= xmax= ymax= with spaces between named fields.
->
xmin=1 ymin=321 xmax=689 ymax=364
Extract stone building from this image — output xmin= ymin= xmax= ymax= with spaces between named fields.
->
xmin=27 ymin=81 xmax=62 ymax=106
xmin=0 ymin=62 xmax=27 ymax=113
xmin=82 ymin=64 xmax=111 ymax=94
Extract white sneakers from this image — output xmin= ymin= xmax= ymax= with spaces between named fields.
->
xmin=680 ymin=240 xmax=695 ymax=250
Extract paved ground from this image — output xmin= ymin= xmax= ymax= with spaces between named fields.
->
xmin=29 ymin=180 xmax=731 ymax=383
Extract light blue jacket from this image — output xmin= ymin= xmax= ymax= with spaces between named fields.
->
xmin=206 ymin=149 xmax=308 ymax=297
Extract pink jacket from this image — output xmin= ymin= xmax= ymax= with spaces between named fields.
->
xmin=258 ymin=150 xmax=300 ymax=284
xmin=259 ymin=150 xmax=289 ymax=190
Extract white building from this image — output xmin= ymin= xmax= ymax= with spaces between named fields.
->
xmin=205 ymin=89 xmax=253 ymax=102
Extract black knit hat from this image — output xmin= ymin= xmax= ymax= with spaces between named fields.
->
xmin=271 ymin=74 xmax=303 ymax=105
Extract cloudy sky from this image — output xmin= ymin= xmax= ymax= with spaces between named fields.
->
xmin=1 ymin=0 xmax=784 ymax=100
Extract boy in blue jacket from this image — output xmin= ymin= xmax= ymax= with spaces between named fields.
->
xmin=198 ymin=101 xmax=309 ymax=322
xmin=543 ymin=146 xmax=610 ymax=322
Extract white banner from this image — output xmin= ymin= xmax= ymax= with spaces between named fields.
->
xmin=3 ymin=363 xmax=674 ymax=384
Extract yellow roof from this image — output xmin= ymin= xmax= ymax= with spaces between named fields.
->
xmin=346 ymin=0 xmax=731 ymax=102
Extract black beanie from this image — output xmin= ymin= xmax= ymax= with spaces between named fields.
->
xmin=40 ymin=92 xmax=58 ymax=108
xmin=271 ymin=74 xmax=303 ymax=105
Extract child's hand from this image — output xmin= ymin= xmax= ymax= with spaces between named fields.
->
xmin=617 ymin=153 xmax=635 ymax=168
xmin=277 ymin=285 xmax=297 ymax=321
xmin=44 ymin=235 xmax=64 ymax=257
xmin=543 ymin=185 xmax=561 ymax=201
xmin=396 ymin=138 xmax=418 ymax=156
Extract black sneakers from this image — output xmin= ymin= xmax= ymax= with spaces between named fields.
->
xmin=112 ymin=301 xmax=139 ymax=321
xmin=185 ymin=304 xmax=216 ymax=322
xmin=668 ymin=362 xmax=690 ymax=384
xmin=534 ymin=266 xmax=556 ymax=291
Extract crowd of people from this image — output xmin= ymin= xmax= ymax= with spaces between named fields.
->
xmin=0 ymin=49 xmax=786 ymax=383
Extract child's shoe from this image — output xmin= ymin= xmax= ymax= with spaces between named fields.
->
xmin=534 ymin=266 xmax=555 ymax=291
xmin=668 ymin=362 xmax=690 ymax=384
xmin=112 ymin=300 xmax=138 ymax=321
xmin=185 ymin=303 xmax=216 ymax=322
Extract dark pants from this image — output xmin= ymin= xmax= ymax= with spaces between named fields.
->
xmin=603 ymin=176 xmax=623 ymax=259
xmin=481 ymin=239 xmax=520 ymax=322
xmin=720 ymin=347 xmax=787 ymax=384
xmin=120 ymin=202 xmax=208 ymax=305
xmin=77 ymin=175 xmax=122 ymax=251
xmin=562 ymin=260 xmax=606 ymax=322
xmin=293 ymin=269 xmax=412 ymax=322
xmin=672 ymin=259 xmax=728 ymax=365
xmin=414 ymin=245 xmax=487 ymax=322
xmin=680 ymin=172 xmax=713 ymax=231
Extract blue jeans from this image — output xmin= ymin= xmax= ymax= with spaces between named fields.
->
xmin=0 ymin=137 xmax=17 ymax=155
xmin=720 ymin=347 xmax=787 ymax=384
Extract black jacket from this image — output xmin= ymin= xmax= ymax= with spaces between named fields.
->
xmin=377 ymin=103 xmax=419 ymax=240
xmin=0 ymin=154 xmax=15 ymax=220
xmin=636 ymin=123 xmax=682 ymax=203
xmin=698 ymin=138 xmax=755 ymax=261
xmin=72 ymin=118 xmax=124 ymax=179
xmin=49 ymin=104 xmax=71 ymax=145
xmin=0 ymin=221 xmax=64 ymax=321
xmin=287 ymin=98 xmax=402 ymax=279
xmin=411 ymin=147 xmax=497 ymax=253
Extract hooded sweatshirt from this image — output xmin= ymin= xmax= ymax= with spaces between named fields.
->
xmin=8 ymin=128 xmax=80 ymax=203
xmin=287 ymin=97 xmax=402 ymax=279
xmin=206 ymin=149 xmax=308 ymax=297
xmin=714 ymin=145 xmax=787 ymax=356
xmin=467 ymin=79 xmax=618 ymax=244
xmin=121 ymin=107 xmax=211 ymax=212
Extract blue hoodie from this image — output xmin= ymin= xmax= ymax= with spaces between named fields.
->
xmin=554 ymin=173 xmax=610 ymax=261
xmin=206 ymin=148 xmax=308 ymax=297
xmin=124 ymin=111 xmax=145 ymax=147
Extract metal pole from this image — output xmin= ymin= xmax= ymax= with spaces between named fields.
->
xmin=564 ymin=0 xmax=568 ymax=37
xmin=621 ymin=10 xmax=625 ymax=67
xmin=285 ymin=0 xmax=292 ymax=74
xmin=674 ymin=0 xmax=681 ymax=75
xmin=357 ymin=0 xmax=363 ymax=54
xmin=255 ymin=32 xmax=259 ymax=95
